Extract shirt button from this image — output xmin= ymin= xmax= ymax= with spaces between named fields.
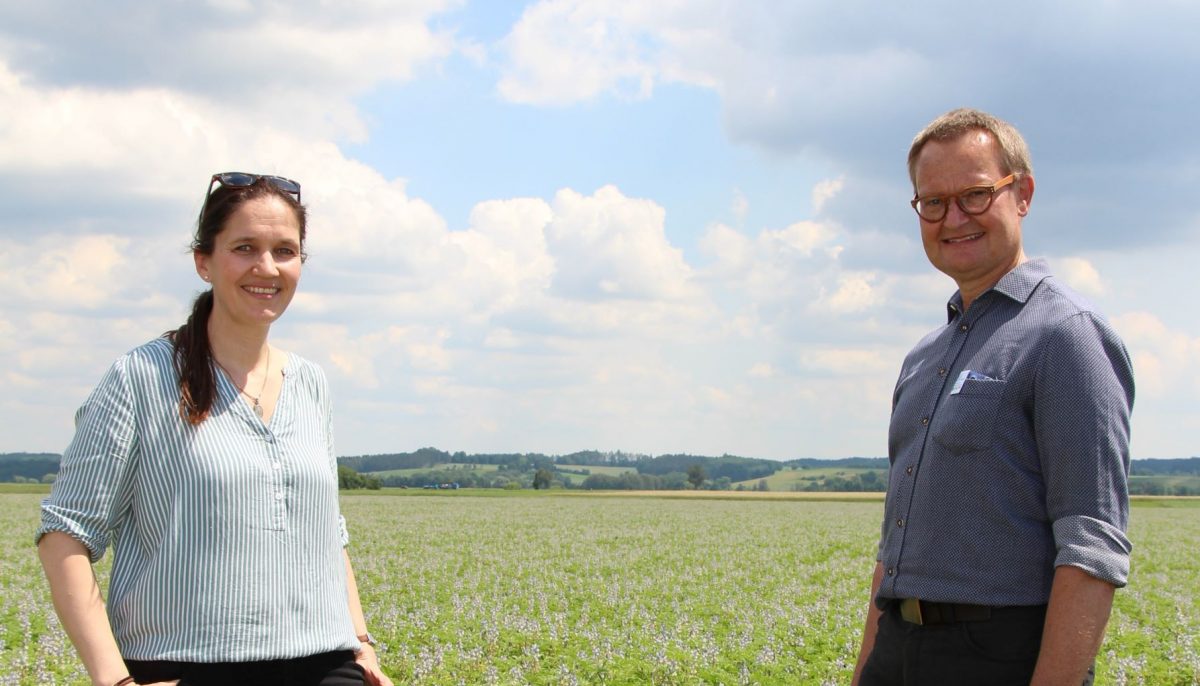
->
xmin=273 ymin=462 xmax=282 ymax=470
xmin=920 ymin=417 xmax=929 ymax=426
xmin=886 ymin=567 xmax=895 ymax=576
xmin=896 ymin=518 xmax=905 ymax=528
xmin=905 ymin=465 xmax=913 ymax=475
xmin=960 ymin=323 xmax=969 ymax=332
xmin=274 ymin=492 xmax=284 ymax=500
xmin=937 ymin=368 xmax=947 ymax=377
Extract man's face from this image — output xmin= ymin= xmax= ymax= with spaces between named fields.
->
xmin=912 ymin=131 xmax=1033 ymax=302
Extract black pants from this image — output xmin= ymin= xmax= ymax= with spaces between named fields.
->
xmin=860 ymin=602 xmax=1094 ymax=686
xmin=125 ymin=649 xmax=364 ymax=686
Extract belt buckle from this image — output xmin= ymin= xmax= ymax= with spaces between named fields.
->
xmin=900 ymin=598 xmax=924 ymax=625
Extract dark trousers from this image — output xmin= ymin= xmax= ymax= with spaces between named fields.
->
xmin=860 ymin=602 xmax=1093 ymax=686
xmin=125 ymin=649 xmax=364 ymax=686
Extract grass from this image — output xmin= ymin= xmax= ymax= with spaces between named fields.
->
xmin=3 ymin=490 xmax=1197 ymax=684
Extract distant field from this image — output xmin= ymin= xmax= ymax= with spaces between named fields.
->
xmin=554 ymin=463 xmax=635 ymax=485
xmin=733 ymin=466 xmax=887 ymax=491
xmin=6 ymin=491 xmax=1196 ymax=684
xmin=556 ymin=464 xmax=635 ymax=477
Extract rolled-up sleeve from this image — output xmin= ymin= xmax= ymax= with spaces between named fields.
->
xmin=1035 ymin=312 xmax=1135 ymax=587
xmin=37 ymin=356 xmax=139 ymax=562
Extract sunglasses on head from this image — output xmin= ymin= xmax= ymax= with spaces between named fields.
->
xmin=204 ymin=172 xmax=302 ymax=207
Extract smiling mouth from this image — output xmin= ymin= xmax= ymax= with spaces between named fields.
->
xmin=244 ymin=285 xmax=280 ymax=295
xmin=944 ymin=232 xmax=983 ymax=244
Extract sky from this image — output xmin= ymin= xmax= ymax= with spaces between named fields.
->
xmin=1 ymin=1 xmax=1197 ymax=461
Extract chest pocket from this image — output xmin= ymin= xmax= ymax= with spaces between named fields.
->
xmin=932 ymin=378 xmax=1007 ymax=455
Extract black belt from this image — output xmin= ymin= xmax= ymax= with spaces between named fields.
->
xmin=898 ymin=598 xmax=992 ymax=625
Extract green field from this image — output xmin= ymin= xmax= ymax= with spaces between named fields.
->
xmin=732 ymin=467 xmax=886 ymax=491
xmin=4 ymin=491 xmax=1198 ymax=684
xmin=554 ymin=464 xmax=636 ymax=485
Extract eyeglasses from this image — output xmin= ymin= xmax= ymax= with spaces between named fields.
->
xmin=910 ymin=174 xmax=1015 ymax=222
xmin=204 ymin=172 xmax=302 ymax=207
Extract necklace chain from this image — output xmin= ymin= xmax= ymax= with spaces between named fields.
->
xmin=214 ymin=347 xmax=271 ymax=419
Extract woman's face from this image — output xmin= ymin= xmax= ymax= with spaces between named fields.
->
xmin=193 ymin=194 xmax=303 ymax=331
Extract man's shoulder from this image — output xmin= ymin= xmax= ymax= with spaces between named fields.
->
xmin=1025 ymin=274 xmax=1122 ymax=339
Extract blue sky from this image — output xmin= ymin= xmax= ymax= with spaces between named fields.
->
xmin=1 ymin=1 xmax=1196 ymax=460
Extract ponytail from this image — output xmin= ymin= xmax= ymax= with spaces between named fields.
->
xmin=168 ymin=290 xmax=215 ymax=425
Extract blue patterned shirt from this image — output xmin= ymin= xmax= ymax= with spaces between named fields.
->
xmin=38 ymin=337 xmax=359 ymax=661
xmin=877 ymin=259 xmax=1134 ymax=607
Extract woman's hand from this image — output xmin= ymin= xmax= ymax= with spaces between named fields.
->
xmin=355 ymin=644 xmax=394 ymax=686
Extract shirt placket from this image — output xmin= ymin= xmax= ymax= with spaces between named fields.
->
xmin=265 ymin=426 xmax=288 ymax=530
xmin=881 ymin=304 xmax=977 ymax=595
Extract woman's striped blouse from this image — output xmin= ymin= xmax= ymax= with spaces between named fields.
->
xmin=37 ymin=336 xmax=359 ymax=662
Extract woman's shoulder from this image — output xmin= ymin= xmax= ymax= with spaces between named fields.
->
xmin=280 ymin=349 xmax=329 ymax=387
xmin=108 ymin=336 xmax=176 ymax=377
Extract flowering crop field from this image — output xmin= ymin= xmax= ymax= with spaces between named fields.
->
xmin=3 ymin=490 xmax=1198 ymax=685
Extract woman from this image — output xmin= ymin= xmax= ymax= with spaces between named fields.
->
xmin=37 ymin=173 xmax=392 ymax=686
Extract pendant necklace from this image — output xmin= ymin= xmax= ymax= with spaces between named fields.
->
xmin=215 ymin=347 xmax=271 ymax=418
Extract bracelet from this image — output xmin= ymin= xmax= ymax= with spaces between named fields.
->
xmin=112 ymin=677 xmax=135 ymax=686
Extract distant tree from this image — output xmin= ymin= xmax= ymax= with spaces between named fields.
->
xmin=533 ymin=468 xmax=554 ymax=490
xmin=687 ymin=464 xmax=707 ymax=490
xmin=337 ymin=465 xmax=382 ymax=490
xmin=755 ymin=478 xmax=770 ymax=492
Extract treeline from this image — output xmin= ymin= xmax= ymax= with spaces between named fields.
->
xmin=6 ymin=452 xmax=1200 ymax=494
xmin=1131 ymin=457 xmax=1200 ymax=476
xmin=337 ymin=449 xmax=787 ymax=491
xmin=0 ymin=453 xmax=60 ymax=483
xmin=376 ymin=465 xmax=534 ymax=490
xmin=641 ymin=454 xmax=780 ymax=482
xmin=788 ymin=457 xmax=889 ymax=470
xmin=339 ymin=448 xmax=644 ymax=474
xmin=337 ymin=466 xmax=382 ymax=490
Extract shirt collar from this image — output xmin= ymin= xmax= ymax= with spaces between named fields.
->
xmin=945 ymin=258 xmax=1053 ymax=323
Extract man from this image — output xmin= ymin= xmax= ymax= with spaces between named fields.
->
xmin=852 ymin=108 xmax=1134 ymax=686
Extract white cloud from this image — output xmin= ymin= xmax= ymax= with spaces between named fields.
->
xmin=731 ymin=188 xmax=749 ymax=222
xmin=812 ymin=176 xmax=844 ymax=214
xmin=4 ymin=2 xmax=1198 ymax=462
xmin=545 ymin=185 xmax=694 ymax=301
xmin=496 ymin=1 xmax=665 ymax=105
xmin=699 ymin=223 xmax=752 ymax=275
xmin=813 ymin=272 xmax=880 ymax=314
xmin=1111 ymin=311 xmax=1200 ymax=400
xmin=0 ymin=234 xmax=129 ymax=309
xmin=1051 ymin=256 xmax=1105 ymax=296
xmin=798 ymin=347 xmax=892 ymax=376
xmin=747 ymin=362 xmax=775 ymax=379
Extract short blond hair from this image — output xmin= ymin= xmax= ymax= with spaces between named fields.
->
xmin=907 ymin=108 xmax=1033 ymax=191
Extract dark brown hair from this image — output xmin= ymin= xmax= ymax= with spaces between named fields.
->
xmin=168 ymin=177 xmax=307 ymax=424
